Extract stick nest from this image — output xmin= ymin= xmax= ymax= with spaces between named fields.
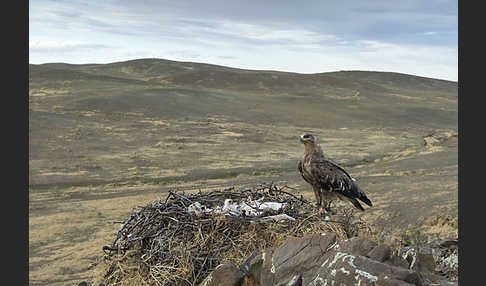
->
xmin=93 ymin=183 xmax=370 ymax=286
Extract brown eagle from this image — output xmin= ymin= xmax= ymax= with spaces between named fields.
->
xmin=298 ymin=133 xmax=372 ymax=213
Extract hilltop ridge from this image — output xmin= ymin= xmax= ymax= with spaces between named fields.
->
xmin=29 ymin=58 xmax=457 ymax=129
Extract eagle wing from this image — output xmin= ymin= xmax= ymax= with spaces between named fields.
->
xmin=323 ymin=157 xmax=356 ymax=181
xmin=309 ymin=158 xmax=372 ymax=208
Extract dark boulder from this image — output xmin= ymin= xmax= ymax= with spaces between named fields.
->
xmin=245 ymin=234 xmax=440 ymax=286
xmin=203 ymin=233 xmax=457 ymax=286
xmin=199 ymin=262 xmax=246 ymax=286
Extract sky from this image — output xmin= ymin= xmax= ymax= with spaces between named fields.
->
xmin=29 ymin=0 xmax=458 ymax=81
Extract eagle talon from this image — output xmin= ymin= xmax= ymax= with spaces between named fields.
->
xmin=326 ymin=208 xmax=337 ymax=215
xmin=318 ymin=206 xmax=327 ymax=216
xmin=324 ymin=202 xmax=336 ymax=215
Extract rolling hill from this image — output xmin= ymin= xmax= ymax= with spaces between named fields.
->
xmin=28 ymin=58 xmax=457 ymax=286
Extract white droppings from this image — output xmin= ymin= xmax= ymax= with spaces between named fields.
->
xmin=326 ymin=241 xmax=339 ymax=252
xmin=347 ymin=255 xmax=357 ymax=268
xmin=201 ymin=274 xmax=212 ymax=286
xmin=355 ymin=269 xmax=378 ymax=282
xmin=311 ymin=274 xmax=326 ymax=286
xmin=320 ymin=251 xmax=378 ymax=285
xmin=270 ymin=255 xmax=276 ymax=273
xmin=443 ymin=252 xmax=458 ymax=269
xmin=262 ymin=252 xmax=266 ymax=262
xmin=338 ymin=267 xmax=350 ymax=275
xmin=286 ymin=275 xmax=301 ymax=286
xmin=402 ymin=248 xmax=417 ymax=269
xmin=328 ymin=252 xmax=346 ymax=268
xmin=328 ymin=252 xmax=356 ymax=269
xmin=321 ymin=257 xmax=330 ymax=268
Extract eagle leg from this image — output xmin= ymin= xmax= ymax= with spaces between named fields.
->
xmin=325 ymin=201 xmax=332 ymax=211
xmin=312 ymin=186 xmax=322 ymax=207
xmin=319 ymin=193 xmax=329 ymax=217
xmin=324 ymin=201 xmax=337 ymax=215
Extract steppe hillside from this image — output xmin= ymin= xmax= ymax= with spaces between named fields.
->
xmin=29 ymin=58 xmax=457 ymax=286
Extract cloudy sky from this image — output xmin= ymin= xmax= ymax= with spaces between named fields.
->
xmin=29 ymin=0 xmax=458 ymax=81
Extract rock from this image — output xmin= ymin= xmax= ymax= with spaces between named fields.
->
xmin=400 ymin=245 xmax=438 ymax=273
xmin=439 ymin=280 xmax=458 ymax=286
xmin=267 ymin=233 xmax=338 ymax=285
xmin=337 ymin=236 xmax=378 ymax=256
xmin=221 ymin=233 xmax=446 ymax=286
xmin=367 ymin=244 xmax=391 ymax=262
xmin=376 ymin=273 xmax=415 ymax=286
xmin=199 ymin=262 xmax=246 ymax=286
xmin=434 ymin=247 xmax=458 ymax=281
xmin=202 ymin=233 xmax=457 ymax=286
xmin=398 ymin=240 xmax=458 ymax=284
xmin=439 ymin=239 xmax=458 ymax=249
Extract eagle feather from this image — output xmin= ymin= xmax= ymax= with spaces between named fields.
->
xmin=298 ymin=133 xmax=372 ymax=211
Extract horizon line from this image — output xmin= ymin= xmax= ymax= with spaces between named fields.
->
xmin=29 ymin=57 xmax=458 ymax=83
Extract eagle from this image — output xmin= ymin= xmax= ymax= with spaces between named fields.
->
xmin=298 ymin=133 xmax=372 ymax=213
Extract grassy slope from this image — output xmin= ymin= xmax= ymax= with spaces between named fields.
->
xmin=28 ymin=58 xmax=458 ymax=286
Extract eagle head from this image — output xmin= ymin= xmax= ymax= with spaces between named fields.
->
xmin=300 ymin=133 xmax=323 ymax=154
xmin=300 ymin=133 xmax=316 ymax=144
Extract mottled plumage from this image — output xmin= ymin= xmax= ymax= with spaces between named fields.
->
xmin=298 ymin=133 xmax=372 ymax=212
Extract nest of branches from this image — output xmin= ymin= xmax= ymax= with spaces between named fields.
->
xmin=93 ymin=183 xmax=371 ymax=286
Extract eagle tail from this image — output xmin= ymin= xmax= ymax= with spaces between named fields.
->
xmin=353 ymin=183 xmax=372 ymax=207
xmin=350 ymin=198 xmax=365 ymax=211
xmin=358 ymin=195 xmax=373 ymax=207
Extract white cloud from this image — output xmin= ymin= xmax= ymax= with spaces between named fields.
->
xmin=29 ymin=40 xmax=108 ymax=52
xmin=185 ymin=37 xmax=458 ymax=81
xmin=28 ymin=1 xmax=457 ymax=81
xmin=30 ymin=40 xmax=81 ymax=50
xmin=216 ymin=22 xmax=338 ymax=44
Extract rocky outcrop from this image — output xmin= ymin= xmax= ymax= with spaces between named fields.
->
xmin=200 ymin=262 xmax=246 ymax=286
xmin=200 ymin=234 xmax=457 ymax=286
xmin=399 ymin=239 xmax=458 ymax=282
